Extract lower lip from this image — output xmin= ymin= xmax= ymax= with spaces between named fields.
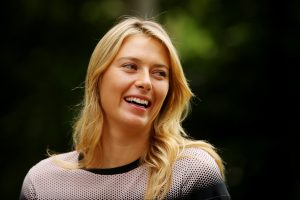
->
xmin=126 ymin=101 xmax=148 ymax=112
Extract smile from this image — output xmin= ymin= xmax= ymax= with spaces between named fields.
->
xmin=124 ymin=96 xmax=151 ymax=108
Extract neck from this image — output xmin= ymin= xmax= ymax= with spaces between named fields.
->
xmin=88 ymin=122 xmax=151 ymax=169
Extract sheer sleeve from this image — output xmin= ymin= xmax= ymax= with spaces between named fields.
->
xmin=20 ymin=171 xmax=37 ymax=200
xmin=180 ymin=148 xmax=231 ymax=200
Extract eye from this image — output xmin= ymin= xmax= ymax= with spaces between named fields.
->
xmin=153 ymin=70 xmax=168 ymax=79
xmin=122 ymin=63 xmax=137 ymax=70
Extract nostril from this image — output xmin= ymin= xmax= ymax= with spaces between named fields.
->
xmin=135 ymin=81 xmax=152 ymax=91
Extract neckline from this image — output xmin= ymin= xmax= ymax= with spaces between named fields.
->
xmin=78 ymin=153 xmax=141 ymax=175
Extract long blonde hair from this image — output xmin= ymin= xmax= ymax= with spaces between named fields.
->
xmin=72 ymin=17 xmax=225 ymax=200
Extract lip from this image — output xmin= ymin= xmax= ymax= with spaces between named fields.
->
xmin=124 ymin=95 xmax=152 ymax=108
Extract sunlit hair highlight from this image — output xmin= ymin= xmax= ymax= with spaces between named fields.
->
xmin=70 ymin=17 xmax=225 ymax=200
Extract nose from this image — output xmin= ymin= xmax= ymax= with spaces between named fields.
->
xmin=135 ymin=70 xmax=152 ymax=91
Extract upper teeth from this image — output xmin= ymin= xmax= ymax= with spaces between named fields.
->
xmin=126 ymin=97 xmax=149 ymax=106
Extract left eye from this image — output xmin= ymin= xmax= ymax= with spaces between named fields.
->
xmin=154 ymin=71 xmax=168 ymax=78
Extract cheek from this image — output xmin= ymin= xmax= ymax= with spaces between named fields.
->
xmin=157 ymin=83 xmax=169 ymax=105
xmin=100 ymin=83 xmax=119 ymax=105
xmin=99 ymin=77 xmax=117 ymax=109
xmin=100 ymin=74 xmax=130 ymax=107
xmin=152 ymin=84 xmax=169 ymax=119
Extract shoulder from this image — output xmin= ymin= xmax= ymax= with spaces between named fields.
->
xmin=24 ymin=151 xmax=79 ymax=182
xmin=173 ymin=148 xmax=231 ymax=199
xmin=179 ymin=147 xmax=221 ymax=171
xmin=30 ymin=151 xmax=78 ymax=171
xmin=20 ymin=151 xmax=79 ymax=199
xmin=176 ymin=147 xmax=223 ymax=186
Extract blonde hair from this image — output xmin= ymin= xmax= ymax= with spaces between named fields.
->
xmin=71 ymin=17 xmax=225 ymax=200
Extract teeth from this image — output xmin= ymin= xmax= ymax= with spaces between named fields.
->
xmin=126 ymin=97 xmax=149 ymax=106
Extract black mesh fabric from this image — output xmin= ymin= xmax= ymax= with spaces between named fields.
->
xmin=20 ymin=148 xmax=230 ymax=200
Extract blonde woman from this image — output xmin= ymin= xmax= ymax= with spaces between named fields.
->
xmin=20 ymin=17 xmax=230 ymax=200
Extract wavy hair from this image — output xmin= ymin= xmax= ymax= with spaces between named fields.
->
xmin=71 ymin=17 xmax=225 ymax=200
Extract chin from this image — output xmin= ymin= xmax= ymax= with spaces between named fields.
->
xmin=122 ymin=117 xmax=150 ymax=130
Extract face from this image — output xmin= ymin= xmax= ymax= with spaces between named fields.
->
xmin=99 ymin=34 xmax=170 ymax=132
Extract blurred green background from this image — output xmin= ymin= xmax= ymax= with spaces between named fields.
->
xmin=0 ymin=0 xmax=297 ymax=199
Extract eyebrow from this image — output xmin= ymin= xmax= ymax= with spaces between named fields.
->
xmin=117 ymin=56 xmax=169 ymax=69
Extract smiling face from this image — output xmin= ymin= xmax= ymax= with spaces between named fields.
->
xmin=99 ymin=34 xmax=170 ymax=133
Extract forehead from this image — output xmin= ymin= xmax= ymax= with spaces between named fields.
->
xmin=114 ymin=34 xmax=170 ymax=67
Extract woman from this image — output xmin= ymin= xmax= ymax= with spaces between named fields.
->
xmin=20 ymin=17 xmax=230 ymax=200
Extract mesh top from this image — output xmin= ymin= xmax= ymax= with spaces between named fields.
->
xmin=20 ymin=148 xmax=230 ymax=200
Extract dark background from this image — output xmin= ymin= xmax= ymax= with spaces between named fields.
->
xmin=0 ymin=0 xmax=297 ymax=199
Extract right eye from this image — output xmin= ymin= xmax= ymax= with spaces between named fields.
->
xmin=122 ymin=63 xmax=137 ymax=70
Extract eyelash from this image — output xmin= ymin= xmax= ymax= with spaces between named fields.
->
xmin=121 ymin=63 xmax=168 ymax=78
xmin=122 ymin=63 xmax=137 ymax=70
xmin=155 ymin=71 xmax=168 ymax=77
